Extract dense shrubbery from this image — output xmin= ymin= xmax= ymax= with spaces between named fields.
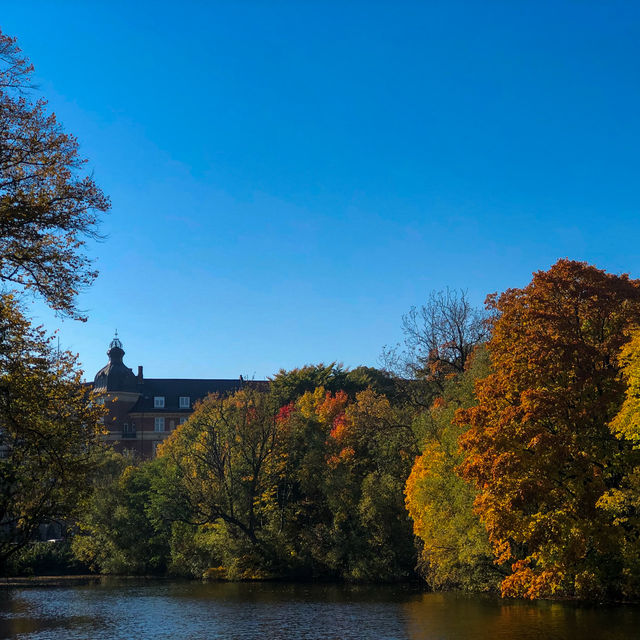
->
xmin=6 ymin=541 xmax=87 ymax=576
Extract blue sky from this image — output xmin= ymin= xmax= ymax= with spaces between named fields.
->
xmin=3 ymin=1 xmax=640 ymax=380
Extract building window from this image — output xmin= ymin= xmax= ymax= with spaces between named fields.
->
xmin=154 ymin=396 xmax=165 ymax=408
xmin=154 ymin=417 xmax=165 ymax=432
xmin=179 ymin=396 xmax=190 ymax=408
xmin=179 ymin=417 xmax=188 ymax=425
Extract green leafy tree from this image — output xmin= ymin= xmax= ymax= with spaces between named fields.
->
xmin=158 ymin=388 xmax=283 ymax=578
xmin=0 ymin=295 xmax=103 ymax=568
xmin=335 ymin=389 xmax=417 ymax=580
xmin=270 ymin=364 xmax=345 ymax=405
xmin=73 ymin=452 xmax=170 ymax=574
xmin=270 ymin=363 xmax=397 ymax=406
xmin=0 ymin=29 xmax=108 ymax=574
xmin=288 ymin=386 xmax=418 ymax=580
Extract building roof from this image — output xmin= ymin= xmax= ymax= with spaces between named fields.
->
xmin=129 ymin=378 xmax=243 ymax=412
xmin=92 ymin=335 xmax=265 ymax=407
xmin=93 ymin=335 xmax=138 ymax=393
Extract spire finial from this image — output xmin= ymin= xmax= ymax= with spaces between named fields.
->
xmin=110 ymin=330 xmax=123 ymax=350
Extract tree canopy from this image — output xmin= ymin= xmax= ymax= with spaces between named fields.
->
xmin=405 ymin=346 xmax=500 ymax=591
xmin=0 ymin=29 xmax=109 ymax=318
xmin=0 ymin=29 xmax=107 ymax=570
xmin=0 ymin=295 xmax=104 ymax=566
xmin=458 ymin=259 xmax=640 ymax=599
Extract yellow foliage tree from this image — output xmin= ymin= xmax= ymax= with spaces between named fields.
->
xmin=405 ymin=347 xmax=499 ymax=590
xmin=610 ymin=327 xmax=640 ymax=446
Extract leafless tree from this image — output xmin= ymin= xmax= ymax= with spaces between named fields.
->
xmin=382 ymin=288 xmax=490 ymax=388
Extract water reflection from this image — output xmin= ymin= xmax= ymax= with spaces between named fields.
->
xmin=403 ymin=592 xmax=639 ymax=640
xmin=0 ymin=580 xmax=639 ymax=640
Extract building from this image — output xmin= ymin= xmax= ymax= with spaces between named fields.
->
xmin=93 ymin=335 xmax=245 ymax=457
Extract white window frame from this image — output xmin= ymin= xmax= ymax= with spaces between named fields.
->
xmin=179 ymin=396 xmax=190 ymax=408
xmin=154 ymin=417 xmax=165 ymax=432
xmin=179 ymin=417 xmax=188 ymax=425
xmin=154 ymin=396 xmax=165 ymax=408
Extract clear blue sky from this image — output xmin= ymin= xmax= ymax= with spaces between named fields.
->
xmin=3 ymin=1 xmax=640 ymax=380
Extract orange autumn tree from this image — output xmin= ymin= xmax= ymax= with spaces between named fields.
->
xmin=458 ymin=259 xmax=640 ymax=600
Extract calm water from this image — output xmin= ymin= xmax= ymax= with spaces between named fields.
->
xmin=1 ymin=580 xmax=639 ymax=640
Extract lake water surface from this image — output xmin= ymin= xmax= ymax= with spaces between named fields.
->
xmin=1 ymin=580 xmax=639 ymax=640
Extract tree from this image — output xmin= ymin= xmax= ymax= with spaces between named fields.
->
xmin=405 ymin=346 xmax=500 ymax=591
xmin=383 ymin=288 xmax=489 ymax=385
xmin=595 ymin=326 xmax=640 ymax=598
xmin=458 ymin=260 xmax=640 ymax=600
xmin=270 ymin=364 xmax=350 ymax=406
xmin=610 ymin=326 xmax=640 ymax=446
xmin=157 ymin=387 xmax=283 ymax=578
xmin=330 ymin=388 xmax=418 ymax=580
xmin=0 ymin=295 xmax=104 ymax=568
xmin=72 ymin=452 xmax=170 ymax=574
xmin=0 ymin=29 xmax=109 ymax=319
xmin=154 ymin=379 xmax=419 ymax=581
xmin=288 ymin=386 xmax=418 ymax=580
xmin=0 ymin=29 xmax=108 ymax=572
xmin=269 ymin=363 xmax=397 ymax=406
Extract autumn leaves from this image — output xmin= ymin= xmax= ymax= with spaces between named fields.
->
xmin=453 ymin=260 xmax=640 ymax=599
xmin=132 ymin=259 xmax=640 ymax=599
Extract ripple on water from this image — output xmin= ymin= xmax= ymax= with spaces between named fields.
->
xmin=1 ymin=581 xmax=639 ymax=640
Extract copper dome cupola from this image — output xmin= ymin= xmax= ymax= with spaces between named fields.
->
xmin=93 ymin=333 xmax=139 ymax=393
